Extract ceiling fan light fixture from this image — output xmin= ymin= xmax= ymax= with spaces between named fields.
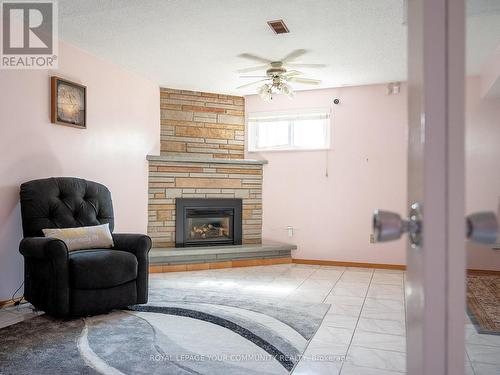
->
xmin=280 ymin=82 xmax=294 ymax=98
xmin=236 ymin=50 xmax=323 ymax=100
xmin=259 ymin=83 xmax=273 ymax=101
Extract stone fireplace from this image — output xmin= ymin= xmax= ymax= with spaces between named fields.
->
xmin=147 ymin=88 xmax=294 ymax=270
xmin=147 ymin=155 xmax=264 ymax=248
xmin=147 ymin=88 xmax=265 ymax=249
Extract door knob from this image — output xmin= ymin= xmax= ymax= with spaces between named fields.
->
xmin=373 ymin=203 xmax=422 ymax=247
xmin=373 ymin=206 xmax=498 ymax=247
xmin=466 ymin=212 xmax=498 ymax=245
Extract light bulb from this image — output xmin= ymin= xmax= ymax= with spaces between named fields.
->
xmin=256 ymin=80 xmax=295 ymax=101
xmin=259 ymin=84 xmax=273 ymax=101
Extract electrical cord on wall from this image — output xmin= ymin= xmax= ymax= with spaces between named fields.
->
xmin=325 ymin=149 xmax=329 ymax=177
xmin=326 ymin=98 xmax=340 ymax=178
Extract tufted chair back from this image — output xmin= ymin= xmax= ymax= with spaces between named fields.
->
xmin=20 ymin=177 xmax=114 ymax=238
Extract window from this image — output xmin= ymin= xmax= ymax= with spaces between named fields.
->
xmin=247 ymin=109 xmax=331 ymax=151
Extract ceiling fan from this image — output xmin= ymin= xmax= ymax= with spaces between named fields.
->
xmin=236 ymin=49 xmax=325 ymax=100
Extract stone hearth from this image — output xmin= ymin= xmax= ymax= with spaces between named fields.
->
xmin=149 ymin=242 xmax=296 ymax=271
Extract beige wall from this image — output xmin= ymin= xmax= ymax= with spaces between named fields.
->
xmin=0 ymin=42 xmax=160 ymax=301
xmin=160 ymin=89 xmax=245 ymax=159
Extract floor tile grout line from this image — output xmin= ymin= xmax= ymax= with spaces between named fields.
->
xmin=354 ymin=328 xmax=406 ymax=338
xmin=349 ymin=344 xmax=406 ymax=354
xmin=293 ymin=267 xmax=343 ymax=300
xmin=339 ymin=270 xmax=375 ymax=374
xmin=466 ymin=341 xmax=500 ymax=348
xmin=469 ymin=359 xmax=500 ymax=367
xmin=465 ymin=348 xmax=477 ymax=375
xmin=290 ymin=267 xmax=348 ymax=375
xmin=320 ymin=268 xmax=348 ymax=304
xmin=342 ymin=363 xmax=405 ymax=374
xmin=346 ymin=315 xmax=405 ymax=323
xmin=469 ymin=359 xmax=500 ymax=370
xmin=403 ymin=272 xmax=408 ymax=343
xmin=288 ymin=265 xmax=327 ymax=295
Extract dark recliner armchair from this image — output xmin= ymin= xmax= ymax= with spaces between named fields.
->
xmin=19 ymin=177 xmax=151 ymax=317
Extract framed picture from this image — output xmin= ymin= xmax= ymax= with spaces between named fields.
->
xmin=51 ymin=76 xmax=87 ymax=128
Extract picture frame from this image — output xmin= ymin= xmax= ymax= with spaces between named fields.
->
xmin=50 ymin=76 xmax=87 ymax=128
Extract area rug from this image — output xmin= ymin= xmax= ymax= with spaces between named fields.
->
xmin=0 ymin=287 xmax=330 ymax=374
xmin=467 ymin=274 xmax=500 ymax=335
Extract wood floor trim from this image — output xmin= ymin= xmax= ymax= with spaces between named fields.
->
xmin=293 ymin=259 xmax=500 ymax=274
xmin=150 ymin=257 xmax=500 ymax=274
xmin=467 ymin=269 xmax=500 ymax=276
xmin=0 ymin=297 xmax=24 ymax=309
xmin=292 ymin=259 xmax=407 ymax=270
xmin=149 ymin=257 xmax=292 ymax=273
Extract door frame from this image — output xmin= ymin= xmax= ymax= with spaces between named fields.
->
xmin=406 ymin=0 xmax=466 ymax=374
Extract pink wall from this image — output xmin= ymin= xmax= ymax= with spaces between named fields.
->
xmin=0 ymin=42 xmax=160 ymax=301
xmin=466 ymin=76 xmax=500 ymax=271
xmin=246 ymin=84 xmax=408 ymax=265
xmin=246 ymin=79 xmax=500 ymax=270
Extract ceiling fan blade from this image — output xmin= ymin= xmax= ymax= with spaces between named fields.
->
xmin=281 ymin=49 xmax=308 ymax=63
xmin=286 ymin=63 xmax=327 ymax=68
xmin=238 ymin=53 xmax=272 ymax=64
xmin=288 ymin=77 xmax=321 ymax=85
xmin=236 ymin=65 xmax=269 ymax=73
xmin=236 ymin=79 xmax=268 ymax=89
xmin=282 ymin=70 xmax=303 ymax=77
xmin=239 ymin=75 xmax=269 ymax=79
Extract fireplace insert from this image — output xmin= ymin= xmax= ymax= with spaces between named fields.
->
xmin=175 ymin=198 xmax=242 ymax=247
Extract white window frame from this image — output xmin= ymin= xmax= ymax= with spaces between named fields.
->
xmin=247 ymin=108 xmax=332 ymax=152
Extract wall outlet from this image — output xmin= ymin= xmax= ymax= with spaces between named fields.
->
xmin=370 ymin=234 xmax=375 ymax=243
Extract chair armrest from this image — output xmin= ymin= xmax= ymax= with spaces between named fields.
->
xmin=20 ymin=237 xmax=69 ymax=261
xmin=112 ymin=233 xmax=152 ymax=257
xmin=19 ymin=237 xmax=70 ymax=316
xmin=112 ymin=233 xmax=152 ymax=304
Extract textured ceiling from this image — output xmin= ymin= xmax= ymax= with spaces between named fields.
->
xmin=58 ymin=0 xmax=500 ymax=94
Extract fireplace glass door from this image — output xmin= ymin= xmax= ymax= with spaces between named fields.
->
xmin=186 ymin=209 xmax=233 ymax=244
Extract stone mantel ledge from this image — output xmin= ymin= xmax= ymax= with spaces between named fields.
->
xmin=147 ymin=154 xmax=268 ymax=165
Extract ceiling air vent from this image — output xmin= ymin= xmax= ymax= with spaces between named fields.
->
xmin=267 ymin=19 xmax=289 ymax=34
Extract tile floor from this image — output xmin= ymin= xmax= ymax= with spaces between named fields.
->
xmin=0 ymin=263 xmax=498 ymax=374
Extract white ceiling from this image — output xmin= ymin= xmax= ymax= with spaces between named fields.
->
xmin=58 ymin=0 xmax=500 ymax=95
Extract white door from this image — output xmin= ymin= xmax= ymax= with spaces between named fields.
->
xmin=374 ymin=0 xmax=497 ymax=374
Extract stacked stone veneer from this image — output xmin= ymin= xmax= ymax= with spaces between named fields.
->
xmin=160 ymin=88 xmax=245 ymax=159
xmin=149 ymin=88 xmax=264 ymax=250
xmin=148 ymin=157 xmax=264 ymax=248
